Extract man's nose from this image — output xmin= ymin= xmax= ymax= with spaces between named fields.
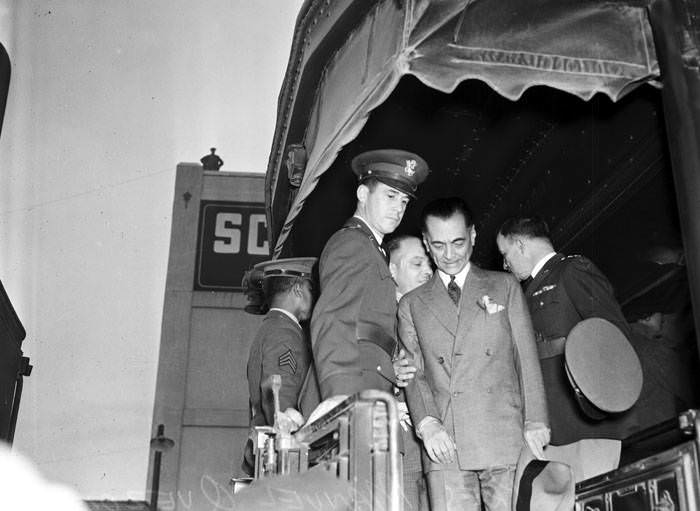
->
xmin=445 ymin=244 xmax=454 ymax=258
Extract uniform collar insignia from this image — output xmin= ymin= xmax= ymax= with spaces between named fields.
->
xmin=532 ymin=284 xmax=557 ymax=297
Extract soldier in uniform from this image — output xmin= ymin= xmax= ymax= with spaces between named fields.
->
xmin=496 ymin=216 xmax=634 ymax=482
xmin=310 ymin=149 xmax=429 ymax=409
xmin=243 ymin=257 xmax=317 ymax=475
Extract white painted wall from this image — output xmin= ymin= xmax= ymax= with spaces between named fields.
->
xmin=0 ymin=0 xmax=303 ymax=499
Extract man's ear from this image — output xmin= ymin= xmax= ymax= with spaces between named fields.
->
xmin=516 ymin=236 xmax=526 ymax=254
xmin=356 ymin=183 xmax=368 ymax=203
xmin=470 ymin=225 xmax=477 ymax=245
xmin=389 ymin=261 xmax=398 ymax=280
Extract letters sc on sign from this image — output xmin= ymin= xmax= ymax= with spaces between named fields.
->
xmin=194 ymin=202 xmax=270 ymax=291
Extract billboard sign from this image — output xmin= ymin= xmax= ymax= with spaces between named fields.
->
xmin=194 ymin=201 xmax=269 ymax=291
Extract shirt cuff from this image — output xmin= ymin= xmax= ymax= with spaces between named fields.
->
xmin=416 ymin=416 xmax=440 ymax=439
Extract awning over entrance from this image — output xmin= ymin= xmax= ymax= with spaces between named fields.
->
xmin=270 ymin=0 xmax=659 ymax=256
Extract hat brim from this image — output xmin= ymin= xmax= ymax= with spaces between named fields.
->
xmin=359 ymin=175 xmax=417 ymax=198
xmin=513 ymin=445 xmax=575 ymax=511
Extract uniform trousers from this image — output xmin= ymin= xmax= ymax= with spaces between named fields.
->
xmin=426 ymin=464 xmax=516 ymax=511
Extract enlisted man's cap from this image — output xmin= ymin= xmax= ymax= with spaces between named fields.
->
xmin=253 ymin=257 xmax=317 ymax=279
xmin=242 ymin=257 xmax=317 ymax=314
xmin=565 ymin=318 xmax=643 ymax=419
xmin=351 ymin=149 xmax=429 ymax=198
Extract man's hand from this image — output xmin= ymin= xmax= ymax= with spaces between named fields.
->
xmin=393 ymin=349 xmax=417 ymax=388
xmin=524 ymin=421 xmax=550 ymax=459
xmin=275 ymin=407 xmax=305 ymax=434
xmin=306 ymin=395 xmax=349 ymax=425
xmin=420 ymin=419 xmax=456 ymax=465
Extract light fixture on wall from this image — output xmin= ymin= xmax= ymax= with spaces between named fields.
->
xmin=286 ymin=144 xmax=307 ymax=188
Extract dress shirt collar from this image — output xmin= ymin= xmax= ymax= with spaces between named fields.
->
xmin=531 ymin=251 xmax=557 ymax=278
xmin=438 ymin=262 xmax=470 ymax=289
xmin=269 ymin=307 xmax=300 ymax=327
xmin=353 ymin=214 xmax=384 ymax=245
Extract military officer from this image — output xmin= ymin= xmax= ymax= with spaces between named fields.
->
xmin=310 ymin=149 xmax=429 ymax=410
xmin=243 ymin=257 xmax=317 ymax=475
xmin=497 ymin=216 xmax=635 ymax=482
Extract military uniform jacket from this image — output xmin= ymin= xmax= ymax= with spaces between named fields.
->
xmin=311 ymin=217 xmax=397 ymax=398
xmin=525 ymin=253 xmax=635 ymax=444
xmin=247 ymin=310 xmax=313 ymax=427
xmin=399 ymin=266 xmax=548 ymax=470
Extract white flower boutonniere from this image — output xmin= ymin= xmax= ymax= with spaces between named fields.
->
xmin=477 ymin=295 xmax=505 ymax=314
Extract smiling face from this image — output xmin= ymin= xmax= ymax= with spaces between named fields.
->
xmin=496 ymin=233 xmax=533 ymax=281
xmin=423 ymin=212 xmax=475 ymax=276
xmin=390 ymin=237 xmax=433 ymax=295
xmin=357 ymin=181 xmax=410 ymax=236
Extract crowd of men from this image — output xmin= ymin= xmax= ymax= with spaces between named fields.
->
xmin=242 ymin=149 xmax=697 ymax=511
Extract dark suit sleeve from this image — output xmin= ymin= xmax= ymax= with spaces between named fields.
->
xmin=259 ymin=325 xmax=308 ymax=424
xmin=506 ymin=275 xmax=549 ymax=425
xmin=311 ymin=232 xmax=372 ymax=397
xmin=398 ymin=296 xmax=441 ymax=426
xmin=562 ymin=258 xmax=630 ymax=337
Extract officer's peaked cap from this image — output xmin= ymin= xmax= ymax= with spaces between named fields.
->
xmin=351 ymin=149 xmax=429 ymax=198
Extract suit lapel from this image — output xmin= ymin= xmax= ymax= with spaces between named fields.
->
xmin=419 ymin=273 xmax=457 ymax=336
xmin=454 ymin=265 xmax=490 ymax=353
xmin=525 ymin=253 xmax=563 ymax=297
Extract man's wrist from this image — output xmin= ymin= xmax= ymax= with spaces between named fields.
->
xmin=416 ymin=416 xmax=441 ymax=439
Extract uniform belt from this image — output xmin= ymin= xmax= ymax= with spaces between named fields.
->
xmin=357 ymin=326 xmax=396 ymax=356
xmin=536 ymin=336 xmax=566 ymax=359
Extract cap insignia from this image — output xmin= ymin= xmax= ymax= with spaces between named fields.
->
xmin=404 ymin=159 xmax=417 ymax=176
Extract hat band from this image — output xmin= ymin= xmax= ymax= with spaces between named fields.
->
xmin=366 ymin=162 xmax=404 ymax=174
xmin=263 ymin=269 xmax=311 ymax=279
xmin=565 ymin=362 xmax=608 ymax=420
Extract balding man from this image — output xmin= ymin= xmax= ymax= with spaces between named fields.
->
xmin=497 ymin=216 xmax=634 ymax=482
xmin=387 ymin=234 xmax=432 ymax=510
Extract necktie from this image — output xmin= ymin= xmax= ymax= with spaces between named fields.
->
xmin=447 ymin=275 xmax=461 ymax=305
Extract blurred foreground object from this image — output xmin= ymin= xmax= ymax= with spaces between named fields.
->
xmin=0 ymin=443 xmax=88 ymax=511
xmin=234 ymin=390 xmax=403 ymax=511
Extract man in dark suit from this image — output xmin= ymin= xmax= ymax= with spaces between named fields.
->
xmin=310 ymin=149 xmax=429 ymax=408
xmin=400 ymin=198 xmax=549 ymax=511
xmin=496 ymin=216 xmax=633 ymax=482
xmin=387 ymin=234 xmax=433 ymax=511
xmin=243 ymin=257 xmax=317 ymax=475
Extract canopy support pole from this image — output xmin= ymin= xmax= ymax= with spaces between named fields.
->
xmin=649 ymin=0 xmax=700 ymax=350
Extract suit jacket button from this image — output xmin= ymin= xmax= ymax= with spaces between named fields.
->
xmin=437 ymin=356 xmax=445 ymax=364
xmin=485 ymin=349 xmax=492 ymax=356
